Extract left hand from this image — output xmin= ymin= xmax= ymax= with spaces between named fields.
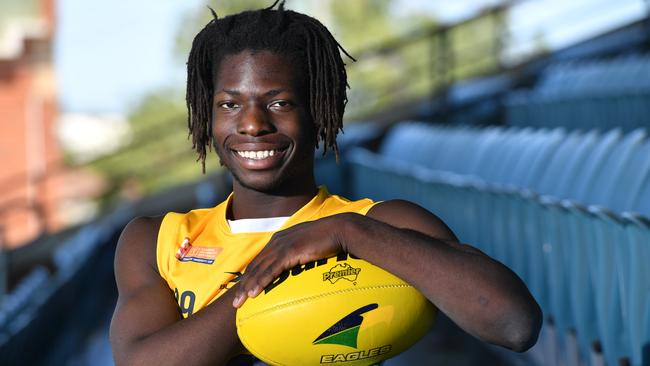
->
xmin=232 ymin=214 xmax=354 ymax=308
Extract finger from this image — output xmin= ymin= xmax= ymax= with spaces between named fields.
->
xmin=248 ymin=262 xmax=283 ymax=297
xmin=234 ymin=258 xmax=274 ymax=303
xmin=233 ymin=269 xmax=262 ymax=308
xmin=232 ymin=269 xmax=256 ymax=307
xmin=232 ymin=291 xmax=247 ymax=308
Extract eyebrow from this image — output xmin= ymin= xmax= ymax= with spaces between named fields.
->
xmin=219 ymin=89 xmax=286 ymax=97
xmin=221 ymin=89 xmax=240 ymax=96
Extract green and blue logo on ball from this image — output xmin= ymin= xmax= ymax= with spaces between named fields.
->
xmin=313 ymin=303 xmax=379 ymax=348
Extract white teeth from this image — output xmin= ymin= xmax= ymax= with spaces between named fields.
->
xmin=236 ymin=150 xmax=279 ymax=160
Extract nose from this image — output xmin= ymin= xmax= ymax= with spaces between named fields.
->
xmin=237 ymin=104 xmax=275 ymax=136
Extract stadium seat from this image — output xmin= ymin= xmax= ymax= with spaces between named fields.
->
xmin=621 ymin=213 xmax=650 ymax=366
xmin=492 ymin=128 xmax=567 ymax=266
xmin=545 ymin=129 xmax=647 ymax=363
xmin=585 ymin=129 xmax=646 ymax=206
xmin=0 ymin=266 xmax=49 ymax=331
xmin=345 ymin=120 xmax=650 ymax=366
xmin=629 ymin=159 xmax=650 ymax=218
xmin=564 ymin=129 xmax=622 ymax=201
xmin=506 ymin=55 xmax=650 ymax=131
xmin=503 ymin=130 xmax=588 ymax=283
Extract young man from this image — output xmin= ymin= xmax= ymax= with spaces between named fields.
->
xmin=110 ymin=3 xmax=542 ymax=365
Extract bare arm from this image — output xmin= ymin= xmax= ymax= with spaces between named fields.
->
xmin=109 ymin=217 xmax=245 ymax=366
xmin=232 ymin=200 xmax=542 ymax=353
xmin=359 ymin=200 xmax=542 ymax=352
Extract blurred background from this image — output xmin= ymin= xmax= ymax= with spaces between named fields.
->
xmin=1 ymin=0 xmax=649 ymax=364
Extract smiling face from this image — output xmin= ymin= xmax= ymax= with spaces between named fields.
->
xmin=212 ymin=50 xmax=316 ymax=194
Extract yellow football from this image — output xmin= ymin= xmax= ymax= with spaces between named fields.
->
xmin=236 ymin=253 xmax=437 ymax=366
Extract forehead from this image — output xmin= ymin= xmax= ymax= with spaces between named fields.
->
xmin=215 ymin=50 xmax=305 ymax=91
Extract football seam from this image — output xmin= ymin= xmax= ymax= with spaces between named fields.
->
xmin=237 ymin=283 xmax=412 ymax=324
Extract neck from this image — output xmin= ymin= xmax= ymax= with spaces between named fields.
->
xmin=229 ymin=178 xmax=318 ymax=220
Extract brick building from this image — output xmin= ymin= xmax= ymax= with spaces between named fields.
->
xmin=0 ymin=0 xmax=59 ymax=248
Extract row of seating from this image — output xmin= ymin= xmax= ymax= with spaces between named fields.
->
xmin=373 ymin=122 xmax=650 ymax=215
xmin=0 ymin=206 xmax=131 ymax=365
xmin=506 ymin=54 xmax=650 ymax=131
xmin=506 ymin=94 xmax=650 ymax=131
xmin=342 ymin=122 xmax=650 ymax=366
xmin=0 ymin=266 xmax=49 ymax=335
xmin=535 ymin=55 xmax=650 ymax=97
xmin=315 ymin=121 xmax=383 ymax=196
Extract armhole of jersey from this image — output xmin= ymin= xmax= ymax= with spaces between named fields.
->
xmin=156 ymin=212 xmax=183 ymax=287
xmin=359 ymin=199 xmax=383 ymax=216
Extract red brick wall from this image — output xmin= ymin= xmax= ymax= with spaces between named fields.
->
xmin=0 ymin=0 xmax=60 ymax=248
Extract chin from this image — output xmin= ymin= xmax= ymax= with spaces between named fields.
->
xmin=231 ymin=164 xmax=314 ymax=195
xmin=231 ymin=170 xmax=289 ymax=193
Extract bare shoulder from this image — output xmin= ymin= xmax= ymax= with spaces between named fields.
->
xmin=111 ymin=215 xmax=184 ymax=363
xmin=366 ymin=199 xmax=458 ymax=242
xmin=115 ymin=216 xmax=165 ymax=285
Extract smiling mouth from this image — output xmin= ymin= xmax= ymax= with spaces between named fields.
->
xmin=235 ymin=149 xmax=285 ymax=160
xmin=231 ymin=145 xmax=290 ymax=165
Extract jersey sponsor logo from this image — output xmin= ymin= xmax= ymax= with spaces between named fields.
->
xmin=322 ymin=263 xmax=361 ymax=284
xmin=264 ymin=252 xmax=360 ymax=294
xmin=314 ymin=304 xmax=392 ymax=363
xmin=177 ymin=246 xmax=222 ymax=265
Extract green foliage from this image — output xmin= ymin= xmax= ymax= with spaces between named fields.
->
xmin=0 ymin=0 xmax=38 ymax=28
xmin=89 ymin=89 xmax=220 ymax=204
xmin=330 ymin=0 xmax=395 ymax=52
xmin=332 ymin=1 xmax=438 ymax=119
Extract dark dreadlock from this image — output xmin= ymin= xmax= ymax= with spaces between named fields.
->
xmin=186 ymin=0 xmax=355 ymax=172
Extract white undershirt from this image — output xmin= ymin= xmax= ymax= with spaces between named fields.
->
xmin=227 ymin=216 xmax=291 ymax=233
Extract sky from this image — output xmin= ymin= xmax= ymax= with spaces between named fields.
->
xmin=54 ymin=0 xmax=202 ymax=113
xmin=53 ymin=0 xmax=647 ymax=115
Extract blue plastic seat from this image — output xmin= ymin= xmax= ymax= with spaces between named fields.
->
xmin=506 ymin=55 xmax=650 ymax=131
xmin=532 ymin=129 xmax=622 ymax=356
xmin=621 ymin=213 xmax=650 ymax=366
xmin=502 ymin=130 xmax=587 ymax=283
xmin=603 ymin=136 xmax=650 ymax=213
xmin=628 ymin=153 xmax=650 ymax=218
xmin=434 ymin=126 xmax=478 ymax=173
xmin=378 ymin=123 xmax=422 ymax=161
xmin=478 ymin=128 xmax=539 ymax=266
xmin=490 ymin=128 xmax=566 ymax=265
xmin=556 ymin=129 xmax=648 ymax=364
xmin=585 ymin=129 xmax=646 ymax=207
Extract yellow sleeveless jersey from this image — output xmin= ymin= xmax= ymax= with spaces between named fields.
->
xmin=157 ymin=186 xmax=378 ymax=318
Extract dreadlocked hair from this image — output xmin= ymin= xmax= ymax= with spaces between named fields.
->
xmin=186 ymin=0 xmax=355 ymax=172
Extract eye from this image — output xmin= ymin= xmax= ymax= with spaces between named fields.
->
xmin=219 ymin=101 xmax=239 ymax=110
xmin=269 ymin=100 xmax=293 ymax=111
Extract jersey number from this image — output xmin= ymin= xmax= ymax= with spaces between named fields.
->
xmin=174 ymin=288 xmax=196 ymax=317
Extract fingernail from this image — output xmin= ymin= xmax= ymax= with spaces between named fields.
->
xmin=249 ymin=286 xmax=260 ymax=298
xmin=233 ymin=294 xmax=242 ymax=308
